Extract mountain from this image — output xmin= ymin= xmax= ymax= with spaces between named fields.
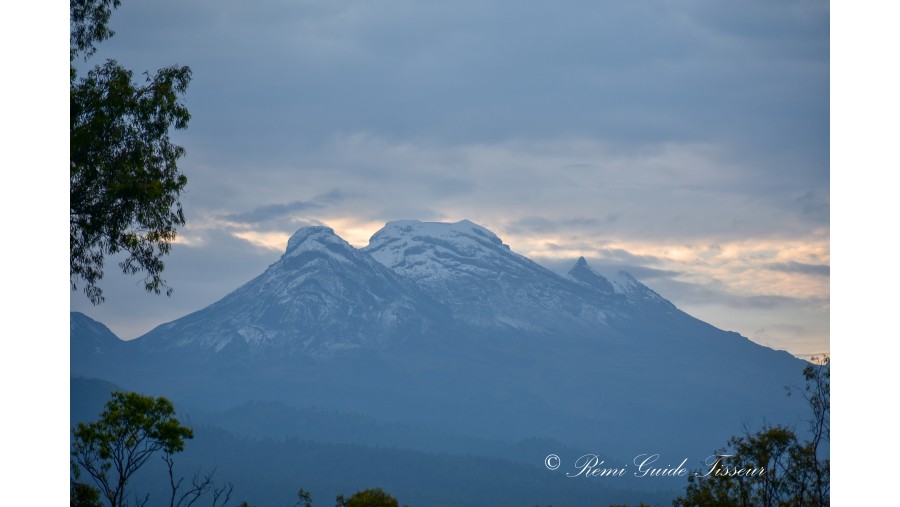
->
xmin=365 ymin=220 xmax=604 ymax=333
xmin=71 ymin=219 xmax=810 ymax=470
xmin=135 ymin=226 xmax=448 ymax=357
xmin=71 ymin=311 xmax=126 ymax=374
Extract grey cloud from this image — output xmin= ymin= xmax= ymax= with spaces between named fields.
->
xmin=677 ymin=0 xmax=829 ymax=48
xmin=430 ymin=178 xmax=475 ymax=197
xmin=607 ymin=265 xmax=682 ymax=281
xmin=795 ymin=191 xmax=830 ymax=222
xmin=224 ymin=200 xmax=321 ymax=224
xmin=504 ymin=216 xmax=615 ymax=235
xmin=93 ymin=0 xmax=827 ymax=161
xmin=535 ymin=241 xmax=612 ymax=252
xmin=594 ymin=249 xmax=666 ymax=266
xmin=223 ymin=191 xmax=345 ymax=224
xmin=724 ymin=294 xmax=825 ymax=310
xmin=650 ymin=278 xmax=827 ymax=310
xmin=505 ymin=217 xmax=559 ymax=234
xmin=86 ymin=0 xmax=827 ymax=243
xmin=766 ymin=261 xmax=830 ymax=277
xmin=374 ymin=207 xmax=446 ymax=223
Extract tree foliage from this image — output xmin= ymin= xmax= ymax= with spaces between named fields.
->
xmin=340 ymin=488 xmax=400 ymax=507
xmin=71 ymin=480 xmax=104 ymax=507
xmin=71 ymin=392 xmax=194 ymax=507
xmin=295 ymin=488 xmax=312 ymax=507
xmin=792 ymin=356 xmax=830 ymax=505
xmin=71 ymin=0 xmax=191 ymax=304
xmin=673 ymin=357 xmax=830 ymax=507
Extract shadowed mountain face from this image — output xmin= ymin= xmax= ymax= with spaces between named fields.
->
xmin=72 ymin=219 xmax=809 ymax=462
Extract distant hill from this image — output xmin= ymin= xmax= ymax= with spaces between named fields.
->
xmin=70 ymin=376 xmax=122 ymax=426
xmin=70 ymin=379 xmax=672 ymax=506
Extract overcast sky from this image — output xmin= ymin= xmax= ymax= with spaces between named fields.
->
xmin=69 ymin=0 xmax=830 ymax=359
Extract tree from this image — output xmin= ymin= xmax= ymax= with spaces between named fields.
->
xmin=295 ymin=489 xmax=313 ymax=507
xmin=673 ymin=357 xmax=830 ymax=507
xmin=333 ymin=488 xmax=401 ymax=507
xmin=164 ymin=456 xmax=234 ymax=507
xmin=71 ymin=0 xmax=192 ymax=304
xmin=71 ymin=392 xmax=194 ymax=507
xmin=344 ymin=488 xmax=400 ymax=507
xmin=673 ymin=425 xmax=799 ymax=507
xmin=788 ymin=356 xmax=830 ymax=505
xmin=71 ymin=479 xmax=104 ymax=507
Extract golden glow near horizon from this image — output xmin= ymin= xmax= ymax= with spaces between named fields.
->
xmin=191 ymin=214 xmax=828 ymax=359
xmin=228 ymin=217 xmax=390 ymax=251
xmin=496 ymin=225 xmax=829 ymax=359
xmin=221 ymin=216 xmax=828 ymax=306
xmin=322 ymin=217 xmax=400 ymax=248
xmin=503 ymin=230 xmax=830 ymax=303
xmin=231 ymin=230 xmax=293 ymax=251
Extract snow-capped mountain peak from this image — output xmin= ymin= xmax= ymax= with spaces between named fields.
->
xmin=135 ymin=220 xmax=682 ymax=353
xmin=363 ymin=219 xmax=525 ymax=285
xmin=364 ymin=220 xmax=625 ymax=331
xmin=283 ymin=225 xmax=357 ymax=262
xmin=373 ymin=219 xmax=503 ymax=245
xmin=136 ymin=223 xmax=441 ymax=356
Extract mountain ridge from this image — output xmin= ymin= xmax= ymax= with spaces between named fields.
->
xmin=132 ymin=219 xmax=688 ymax=355
xmin=71 ymin=219 xmax=810 ymax=464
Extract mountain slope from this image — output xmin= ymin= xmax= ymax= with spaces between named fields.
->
xmin=71 ymin=219 xmax=811 ymax=463
xmin=71 ymin=312 xmax=127 ymax=375
xmin=136 ymin=226 xmax=449 ymax=357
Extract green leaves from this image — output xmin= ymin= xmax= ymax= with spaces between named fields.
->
xmin=344 ymin=488 xmax=400 ymax=507
xmin=71 ymin=392 xmax=194 ymax=507
xmin=674 ymin=359 xmax=830 ymax=506
xmin=70 ymin=0 xmax=191 ymax=304
xmin=70 ymin=0 xmax=122 ymax=60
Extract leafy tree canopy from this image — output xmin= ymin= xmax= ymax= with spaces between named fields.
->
xmin=344 ymin=488 xmax=400 ymax=507
xmin=71 ymin=392 xmax=194 ymax=507
xmin=674 ymin=357 xmax=830 ymax=507
xmin=71 ymin=0 xmax=192 ymax=304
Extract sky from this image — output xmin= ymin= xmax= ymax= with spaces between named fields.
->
xmin=69 ymin=0 xmax=830 ymax=359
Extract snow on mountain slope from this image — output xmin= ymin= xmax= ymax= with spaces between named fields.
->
xmin=364 ymin=219 xmax=510 ymax=281
xmin=136 ymin=226 xmax=445 ymax=356
xmin=364 ymin=220 xmax=632 ymax=332
xmin=131 ymin=219 xmax=727 ymax=353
